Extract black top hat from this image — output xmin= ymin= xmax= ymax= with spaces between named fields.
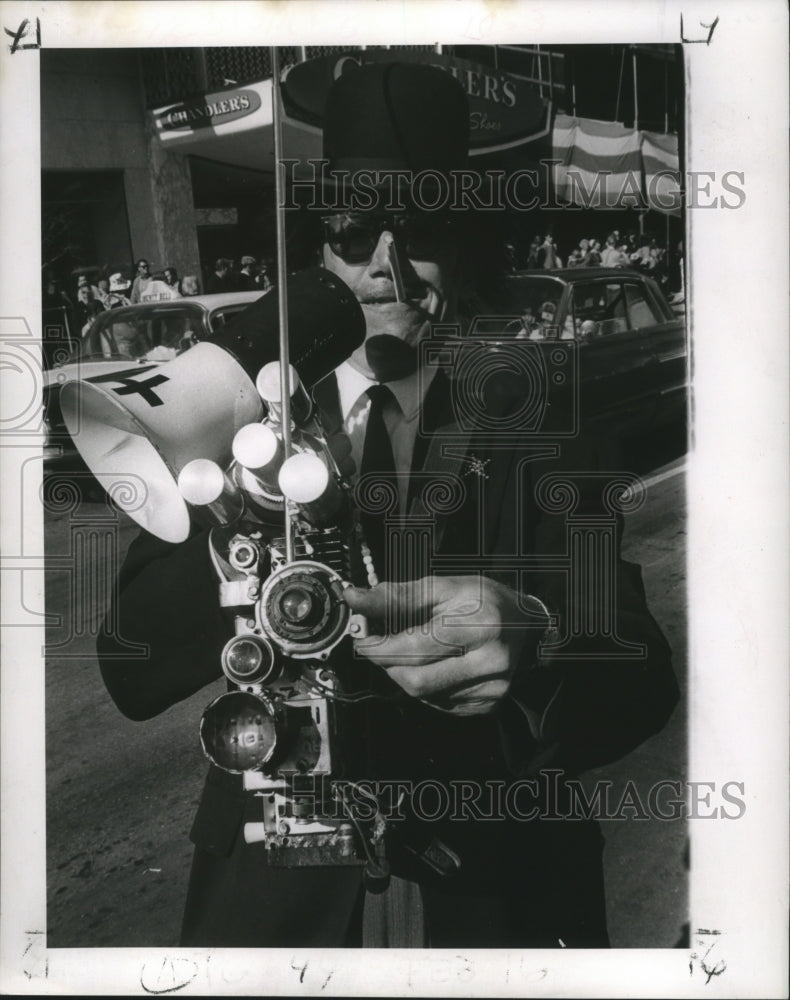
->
xmin=321 ymin=62 xmax=469 ymax=208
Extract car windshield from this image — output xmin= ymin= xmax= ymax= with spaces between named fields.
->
xmin=74 ymin=306 xmax=204 ymax=363
xmin=500 ymin=276 xmax=565 ymax=315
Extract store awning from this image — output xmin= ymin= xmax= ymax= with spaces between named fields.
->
xmin=150 ymin=79 xmax=319 ymax=174
xmin=150 ymin=51 xmax=552 ymax=177
xmin=552 ymin=114 xmax=682 ymax=215
xmin=151 ymin=83 xmax=681 ymax=215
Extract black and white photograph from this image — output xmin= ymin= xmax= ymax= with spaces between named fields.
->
xmin=0 ymin=2 xmax=787 ymax=996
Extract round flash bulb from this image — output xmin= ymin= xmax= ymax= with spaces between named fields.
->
xmin=178 ymin=459 xmax=225 ymax=505
xmin=278 ymin=453 xmax=329 ymax=504
xmin=256 ymin=362 xmax=299 ymax=403
xmin=233 ymin=423 xmax=279 ymax=469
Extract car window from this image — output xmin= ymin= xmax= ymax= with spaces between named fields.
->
xmin=501 ymin=277 xmax=564 ymax=314
xmin=208 ymin=303 xmax=256 ymax=331
xmin=499 ymin=276 xmax=566 ymax=340
xmin=77 ymin=308 xmax=202 ymax=362
xmin=624 ymin=282 xmax=662 ymax=329
xmin=569 ymin=282 xmax=628 ymax=340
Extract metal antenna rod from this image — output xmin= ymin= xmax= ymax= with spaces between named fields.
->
xmin=270 ymin=46 xmax=294 ymax=564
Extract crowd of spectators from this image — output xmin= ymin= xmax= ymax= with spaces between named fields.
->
xmin=205 ymin=256 xmax=273 ymax=295
xmin=42 ymin=254 xmax=275 ymax=347
xmin=505 ymin=229 xmax=684 ymax=297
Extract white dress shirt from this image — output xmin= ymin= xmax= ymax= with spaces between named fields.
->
xmin=334 ymin=361 xmax=437 ymax=510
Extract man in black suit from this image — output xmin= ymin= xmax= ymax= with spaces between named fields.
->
xmin=97 ymin=62 xmax=677 ymax=948
xmin=206 ymin=258 xmax=235 ymax=294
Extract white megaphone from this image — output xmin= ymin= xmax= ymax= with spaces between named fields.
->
xmin=59 ymin=268 xmax=365 ymax=543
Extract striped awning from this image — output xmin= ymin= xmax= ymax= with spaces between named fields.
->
xmin=553 ymin=115 xmax=681 ymax=215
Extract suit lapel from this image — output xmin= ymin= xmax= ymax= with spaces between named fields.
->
xmin=408 ymin=371 xmax=480 ymax=554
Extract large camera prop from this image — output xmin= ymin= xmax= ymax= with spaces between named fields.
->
xmin=196 ymin=367 xmax=379 ymax=870
xmin=60 ymin=269 xmax=390 ymax=874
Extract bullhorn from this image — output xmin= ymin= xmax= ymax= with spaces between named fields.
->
xmin=59 ymin=267 xmax=365 ymax=543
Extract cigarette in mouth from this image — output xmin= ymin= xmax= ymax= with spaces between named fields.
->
xmin=384 ymin=234 xmax=406 ymax=302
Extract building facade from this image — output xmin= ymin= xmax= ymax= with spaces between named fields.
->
xmin=41 ymin=44 xmax=683 ymax=295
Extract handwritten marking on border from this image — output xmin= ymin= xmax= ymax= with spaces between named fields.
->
xmin=21 ymin=930 xmax=48 ymax=981
xmin=690 ymin=929 xmax=727 ymax=983
xmin=140 ymin=957 xmax=199 ymax=995
xmin=5 ymin=17 xmax=40 ymax=52
xmin=680 ymin=14 xmax=720 ymax=44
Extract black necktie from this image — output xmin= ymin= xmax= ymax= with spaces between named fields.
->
xmin=359 ymin=385 xmax=398 ymax=579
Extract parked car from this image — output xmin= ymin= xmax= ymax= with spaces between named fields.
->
xmin=43 ymin=291 xmax=264 ymax=481
xmin=458 ymin=267 xmax=687 ymax=438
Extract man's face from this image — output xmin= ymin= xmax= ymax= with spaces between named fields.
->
xmin=321 ymin=211 xmax=459 ymax=382
xmin=164 ymin=270 xmax=176 ymax=285
xmin=137 ymin=261 xmax=149 ymax=277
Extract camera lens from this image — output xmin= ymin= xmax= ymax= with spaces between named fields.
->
xmin=260 ymin=563 xmax=350 ymax=654
xmin=280 ymin=586 xmax=316 ymax=624
xmin=200 ymin=691 xmax=279 ymax=773
xmin=222 ymin=634 xmax=279 ymax=685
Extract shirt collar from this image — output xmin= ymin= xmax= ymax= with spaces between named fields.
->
xmin=335 ymin=360 xmax=437 ymax=422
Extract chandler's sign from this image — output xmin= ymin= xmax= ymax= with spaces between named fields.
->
xmin=282 ymin=50 xmax=551 ymax=155
xmin=155 ymin=88 xmax=262 ymax=132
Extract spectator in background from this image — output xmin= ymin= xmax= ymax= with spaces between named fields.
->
xmin=578 ymin=319 xmax=600 ymax=341
xmin=256 ymin=260 xmax=274 ymax=292
xmin=512 ymin=305 xmax=540 ymax=340
xmin=130 ymin=259 xmax=154 ymax=303
xmin=537 ymin=234 xmax=562 ymax=269
xmin=74 ymin=284 xmax=104 ymax=335
xmin=237 ymin=255 xmax=258 ymax=291
xmin=629 ymin=236 xmax=653 ymax=271
xmin=95 ymin=276 xmax=111 ymax=307
xmin=585 ymin=239 xmax=602 ymax=266
xmin=667 ymin=240 xmax=684 ymax=304
xmin=164 ymin=267 xmax=181 ymax=292
xmin=526 ymin=235 xmax=541 ymax=268
xmin=181 ymin=275 xmax=200 ymax=296
xmin=614 ymin=241 xmax=632 ymax=268
xmin=105 ymin=273 xmax=132 ymax=309
xmin=207 ymin=258 xmax=235 ymax=294
xmin=567 ymin=239 xmax=590 ymax=268
xmin=42 ymin=274 xmax=76 ymax=362
xmin=532 ymin=299 xmax=558 ymax=338
xmin=76 ymin=273 xmax=102 ymax=302
xmin=600 ymin=234 xmax=622 ymax=268
xmin=647 ymin=238 xmax=661 ymax=271
xmin=141 ymin=270 xmax=182 ymax=303
xmin=43 ymin=274 xmax=72 ymax=312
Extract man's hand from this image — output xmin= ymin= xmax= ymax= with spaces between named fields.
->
xmin=343 ymin=576 xmax=551 ymax=716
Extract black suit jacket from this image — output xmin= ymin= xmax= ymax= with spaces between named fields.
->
xmin=97 ymin=365 xmax=678 ymax=945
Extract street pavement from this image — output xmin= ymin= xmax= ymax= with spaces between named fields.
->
xmin=42 ymin=430 xmax=688 ymax=949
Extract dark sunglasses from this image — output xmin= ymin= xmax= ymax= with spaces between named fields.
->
xmin=321 ymin=212 xmax=453 ymax=265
